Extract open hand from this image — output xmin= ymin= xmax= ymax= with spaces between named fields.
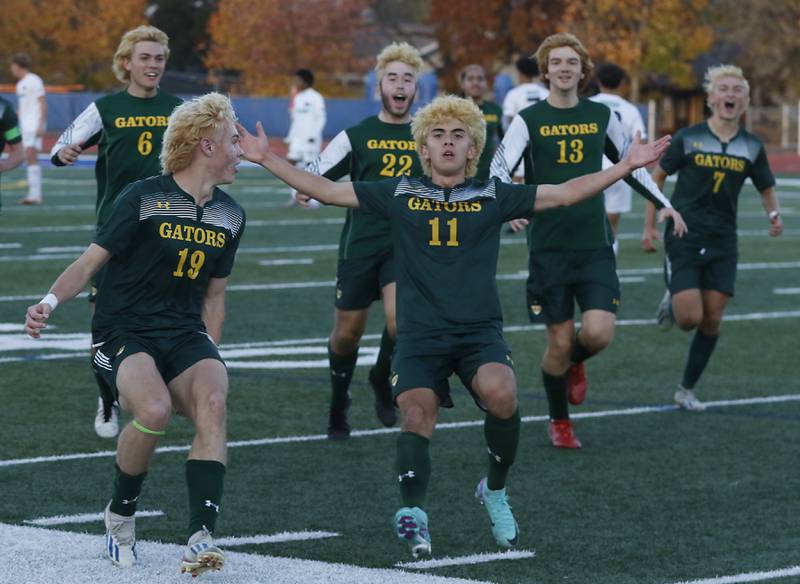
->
xmin=657 ymin=207 xmax=687 ymax=237
xmin=236 ymin=121 xmax=270 ymax=165
xmin=626 ymin=131 xmax=671 ymax=170
xmin=57 ymin=143 xmax=83 ymax=165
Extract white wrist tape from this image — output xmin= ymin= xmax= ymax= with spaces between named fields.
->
xmin=40 ymin=293 xmax=59 ymax=310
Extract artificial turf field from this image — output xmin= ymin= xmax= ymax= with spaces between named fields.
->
xmin=0 ymin=165 xmax=798 ymax=584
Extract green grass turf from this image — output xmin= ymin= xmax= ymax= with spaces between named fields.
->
xmin=0 ymin=166 xmax=798 ymax=583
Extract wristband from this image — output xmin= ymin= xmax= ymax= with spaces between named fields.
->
xmin=768 ymin=210 xmax=780 ymax=221
xmin=40 ymin=293 xmax=58 ymax=310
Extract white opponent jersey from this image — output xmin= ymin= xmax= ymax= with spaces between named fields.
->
xmin=286 ymin=87 xmax=326 ymax=152
xmin=589 ymin=92 xmax=648 ymax=205
xmin=15 ymin=72 xmax=45 ymax=130
xmin=502 ymin=83 xmax=549 ymax=127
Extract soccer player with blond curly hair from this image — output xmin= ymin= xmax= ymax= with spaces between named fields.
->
xmin=238 ymin=93 xmax=672 ymax=558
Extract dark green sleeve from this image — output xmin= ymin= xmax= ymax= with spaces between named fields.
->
xmin=749 ymin=144 xmax=776 ymax=192
xmin=352 ymin=178 xmax=398 ymax=218
xmin=658 ymin=129 xmax=685 ymax=175
xmin=496 ymin=180 xmax=537 ymax=221
xmin=94 ymin=185 xmax=140 ymax=256
xmin=211 ymin=212 xmax=246 ymax=279
xmin=1 ymin=104 xmax=21 ymax=145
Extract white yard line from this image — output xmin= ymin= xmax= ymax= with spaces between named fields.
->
xmin=216 ymin=531 xmax=339 ymax=546
xmin=668 ymin=565 xmax=800 ymax=584
xmin=396 ymin=550 xmax=536 ymax=570
xmin=0 ymin=522 xmax=488 ymax=584
xmin=24 ymin=510 xmax=164 ymax=526
xmin=1 ymin=393 xmax=797 ymax=469
xmin=774 ymin=287 xmax=800 ymax=295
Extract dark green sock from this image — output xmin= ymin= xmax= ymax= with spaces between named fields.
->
xmin=186 ymin=459 xmax=226 ymax=538
xmin=110 ymin=464 xmax=146 ymax=516
xmin=543 ymin=369 xmax=570 ymax=420
xmin=681 ymin=330 xmax=719 ymax=389
xmin=328 ymin=343 xmax=357 ymax=411
xmin=370 ymin=326 xmax=395 ymax=383
xmin=570 ymin=330 xmax=594 ymax=364
xmin=484 ymin=409 xmax=520 ymax=490
xmin=395 ymin=432 xmax=431 ymax=508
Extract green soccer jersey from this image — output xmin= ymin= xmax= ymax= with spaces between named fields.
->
xmin=659 ymin=121 xmax=775 ymax=246
xmin=92 ymin=175 xmax=245 ymax=337
xmin=308 ymin=115 xmax=423 ymax=259
xmin=475 ymin=101 xmax=503 ymax=181
xmin=492 ymin=98 xmax=671 ymax=251
xmin=51 ymin=90 xmax=183 ymax=228
xmin=0 ymin=97 xmax=22 ymax=212
xmin=353 ymin=176 xmax=537 ymax=336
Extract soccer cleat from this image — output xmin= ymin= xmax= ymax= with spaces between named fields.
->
xmin=567 ymin=362 xmax=588 ymax=405
xmin=674 ymin=385 xmax=706 ymax=412
xmin=475 ymin=478 xmax=519 ymax=548
xmin=104 ymin=502 xmax=137 ymax=568
xmin=656 ymin=290 xmax=674 ymax=331
xmin=369 ymin=367 xmax=397 ymax=428
xmin=181 ymin=526 xmax=224 ymax=577
xmin=548 ymin=419 xmax=582 ymax=449
xmin=327 ymin=398 xmax=351 ymax=440
xmin=394 ymin=507 xmax=431 ymax=559
xmin=94 ymin=396 xmax=120 ymax=438
xmin=18 ymin=197 xmax=42 ymax=205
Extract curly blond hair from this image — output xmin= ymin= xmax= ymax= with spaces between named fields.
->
xmin=534 ymin=32 xmax=594 ymax=92
xmin=375 ymin=42 xmax=423 ymax=81
xmin=703 ymin=64 xmax=750 ymax=95
xmin=412 ymin=95 xmax=486 ymax=178
xmin=160 ymin=93 xmax=236 ymax=175
xmin=113 ymin=25 xmax=170 ymax=83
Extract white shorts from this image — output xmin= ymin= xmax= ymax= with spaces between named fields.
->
xmin=603 ymin=181 xmax=632 ymax=214
xmin=21 ymin=129 xmax=42 ymax=150
xmin=287 ymin=146 xmax=320 ymax=164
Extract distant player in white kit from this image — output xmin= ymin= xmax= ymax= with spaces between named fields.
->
xmin=501 ymin=57 xmax=549 ymax=183
xmin=10 ymin=53 xmax=46 ymax=205
xmin=590 ymin=63 xmax=647 ymax=255
xmin=285 ymin=68 xmax=326 ymax=207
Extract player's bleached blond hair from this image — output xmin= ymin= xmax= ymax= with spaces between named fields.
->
xmin=534 ymin=32 xmax=594 ymax=91
xmin=703 ymin=64 xmax=750 ymax=95
xmin=113 ymin=25 xmax=170 ymax=83
xmin=160 ymin=93 xmax=236 ymax=175
xmin=412 ymin=95 xmax=486 ymax=178
xmin=375 ymin=42 xmax=424 ymax=81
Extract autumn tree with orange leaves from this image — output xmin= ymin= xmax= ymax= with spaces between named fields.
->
xmin=0 ymin=0 xmax=148 ymax=89
xmin=429 ymin=0 xmax=571 ymax=93
xmin=564 ymin=0 xmax=714 ymax=101
xmin=205 ymin=0 xmax=373 ymax=96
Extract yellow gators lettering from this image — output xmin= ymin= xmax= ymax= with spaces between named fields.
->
xmin=407 ymin=197 xmax=482 ymax=213
xmin=114 ymin=115 xmax=170 ymax=129
xmin=366 ymin=139 xmax=416 ymax=151
xmin=693 ymin=153 xmax=746 ymax=172
xmin=539 ymin=123 xmax=599 ymax=137
xmin=158 ymin=222 xmax=226 ymax=248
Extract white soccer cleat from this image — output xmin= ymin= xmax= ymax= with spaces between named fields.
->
xmin=104 ymin=502 xmax=137 ymax=568
xmin=181 ymin=526 xmax=224 ymax=577
xmin=94 ymin=397 xmax=120 ymax=438
xmin=674 ymin=386 xmax=706 ymax=412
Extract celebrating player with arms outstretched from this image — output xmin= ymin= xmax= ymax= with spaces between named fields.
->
xmin=50 ymin=25 xmax=183 ymax=438
xmin=491 ymin=33 xmax=686 ymax=448
xmin=642 ymin=65 xmax=782 ymax=411
xmin=238 ymin=94 xmax=671 ymax=558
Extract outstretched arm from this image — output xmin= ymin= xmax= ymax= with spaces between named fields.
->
xmin=535 ymin=133 xmax=673 ymax=211
xmin=24 ymin=244 xmax=111 ymax=338
xmin=238 ymin=121 xmax=359 ymax=208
